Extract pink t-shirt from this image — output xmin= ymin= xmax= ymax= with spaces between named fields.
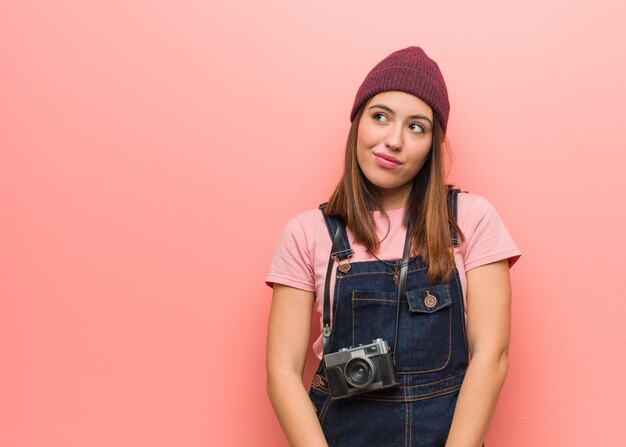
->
xmin=266 ymin=192 xmax=521 ymax=359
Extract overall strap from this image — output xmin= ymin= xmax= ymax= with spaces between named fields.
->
xmin=447 ymin=187 xmax=462 ymax=247
xmin=319 ymin=203 xmax=354 ymax=261
xmin=321 ymin=219 xmax=344 ymax=356
xmin=319 ymin=203 xmax=354 ymax=356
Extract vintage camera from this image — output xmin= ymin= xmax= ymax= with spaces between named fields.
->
xmin=324 ymin=338 xmax=399 ymax=400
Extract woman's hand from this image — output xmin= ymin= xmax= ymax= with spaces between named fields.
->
xmin=445 ymin=259 xmax=512 ymax=447
xmin=266 ymin=284 xmax=328 ymax=447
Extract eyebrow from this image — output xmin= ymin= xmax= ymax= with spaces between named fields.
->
xmin=368 ymin=104 xmax=433 ymax=124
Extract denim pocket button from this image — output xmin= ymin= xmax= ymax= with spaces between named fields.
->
xmin=424 ymin=292 xmax=437 ymax=308
xmin=406 ymin=286 xmax=451 ymax=314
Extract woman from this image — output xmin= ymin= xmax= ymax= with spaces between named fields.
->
xmin=265 ymin=46 xmax=521 ymax=447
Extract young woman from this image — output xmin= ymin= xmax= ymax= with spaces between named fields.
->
xmin=265 ymin=47 xmax=521 ymax=447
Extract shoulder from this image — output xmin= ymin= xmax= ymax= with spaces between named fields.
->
xmin=457 ymin=191 xmax=495 ymax=215
xmin=267 ymin=205 xmax=335 ymax=288
xmin=455 ymin=191 xmax=521 ymax=269
xmin=283 ymin=207 xmax=327 ymax=236
xmin=291 ymin=207 xmax=327 ymax=227
xmin=456 ymin=192 xmax=502 ymax=229
xmin=277 ymin=206 xmax=331 ymax=250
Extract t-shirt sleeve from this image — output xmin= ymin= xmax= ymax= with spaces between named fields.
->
xmin=461 ymin=194 xmax=521 ymax=272
xmin=265 ymin=216 xmax=316 ymax=292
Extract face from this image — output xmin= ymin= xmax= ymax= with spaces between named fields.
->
xmin=356 ymin=91 xmax=434 ymax=209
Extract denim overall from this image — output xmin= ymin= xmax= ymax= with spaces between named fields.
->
xmin=309 ymin=189 xmax=469 ymax=447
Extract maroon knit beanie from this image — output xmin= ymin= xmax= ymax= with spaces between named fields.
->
xmin=350 ymin=46 xmax=450 ymax=132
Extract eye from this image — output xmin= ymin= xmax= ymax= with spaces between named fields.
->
xmin=372 ymin=113 xmax=389 ymax=123
xmin=408 ymin=123 xmax=425 ymax=134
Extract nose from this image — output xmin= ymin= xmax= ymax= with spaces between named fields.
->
xmin=384 ymin=123 xmax=403 ymax=151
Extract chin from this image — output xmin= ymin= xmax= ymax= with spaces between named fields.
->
xmin=367 ymin=175 xmax=408 ymax=190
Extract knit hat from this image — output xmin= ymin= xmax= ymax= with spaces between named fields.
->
xmin=350 ymin=46 xmax=450 ymax=132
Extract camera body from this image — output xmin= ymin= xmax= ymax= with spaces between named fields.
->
xmin=324 ymin=338 xmax=399 ymax=400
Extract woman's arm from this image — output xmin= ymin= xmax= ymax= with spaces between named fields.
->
xmin=266 ymin=284 xmax=328 ymax=447
xmin=445 ymin=259 xmax=512 ymax=447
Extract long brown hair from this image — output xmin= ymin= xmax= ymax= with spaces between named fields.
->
xmin=326 ymin=104 xmax=464 ymax=284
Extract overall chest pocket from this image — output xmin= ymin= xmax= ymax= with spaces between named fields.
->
xmin=351 ymin=284 xmax=453 ymax=373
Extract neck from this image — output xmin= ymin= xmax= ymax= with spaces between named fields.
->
xmin=378 ymin=184 xmax=411 ymax=211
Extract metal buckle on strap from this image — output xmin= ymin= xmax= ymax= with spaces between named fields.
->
xmin=322 ymin=324 xmax=332 ymax=337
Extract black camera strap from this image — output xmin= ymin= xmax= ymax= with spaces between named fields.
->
xmin=322 ymin=219 xmax=345 ymax=356
xmin=392 ymin=227 xmax=412 ymax=366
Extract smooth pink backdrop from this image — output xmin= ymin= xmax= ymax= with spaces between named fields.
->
xmin=2 ymin=1 xmax=625 ymax=445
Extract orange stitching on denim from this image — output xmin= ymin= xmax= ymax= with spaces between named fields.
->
xmin=352 ymin=298 xmax=397 ymax=303
xmin=404 ymin=371 xmax=465 ymax=389
xmin=350 ymin=384 xmax=462 ymax=403
xmin=309 ymin=386 xmax=332 ymax=422
xmin=342 ymin=268 xmax=428 ymax=276
xmin=403 ymin=373 xmax=407 ymax=401
xmin=327 ymin=274 xmax=344 ymax=350
xmin=404 ymin=375 xmax=409 ymax=447
xmin=405 ymin=402 xmax=409 ymax=447
xmin=408 ymin=385 xmax=461 ymax=402
xmin=319 ymin=394 xmax=332 ymax=422
xmin=311 ymin=387 xmax=332 ymax=422
xmin=342 ymin=267 xmax=429 ymax=279
xmin=452 ymin=268 xmax=470 ymax=354
xmin=351 ymin=290 xmax=355 ymax=346
xmin=409 ymin=400 xmax=413 ymax=447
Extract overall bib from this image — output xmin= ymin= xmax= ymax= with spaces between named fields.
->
xmin=309 ymin=189 xmax=469 ymax=447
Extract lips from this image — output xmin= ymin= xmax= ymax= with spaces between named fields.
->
xmin=374 ymin=152 xmax=402 ymax=169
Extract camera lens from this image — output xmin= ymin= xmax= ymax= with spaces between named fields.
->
xmin=344 ymin=357 xmax=374 ymax=388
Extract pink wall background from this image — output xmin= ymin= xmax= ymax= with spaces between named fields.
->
xmin=1 ymin=1 xmax=625 ymax=445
